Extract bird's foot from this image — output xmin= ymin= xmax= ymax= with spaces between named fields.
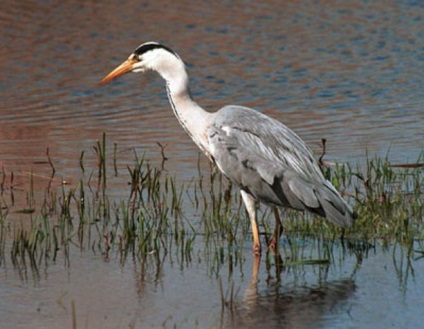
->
xmin=253 ymin=243 xmax=262 ymax=256
xmin=268 ymin=237 xmax=278 ymax=251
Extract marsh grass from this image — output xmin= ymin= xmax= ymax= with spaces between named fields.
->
xmin=272 ymin=154 xmax=424 ymax=243
xmin=0 ymin=135 xmax=422 ymax=277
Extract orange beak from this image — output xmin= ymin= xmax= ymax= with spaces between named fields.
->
xmin=101 ymin=57 xmax=138 ymax=84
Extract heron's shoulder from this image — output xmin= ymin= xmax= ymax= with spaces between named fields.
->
xmin=216 ymin=105 xmax=262 ymax=116
xmin=214 ymin=105 xmax=276 ymax=126
xmin=213 ymin=105 xmax=299 ymax=142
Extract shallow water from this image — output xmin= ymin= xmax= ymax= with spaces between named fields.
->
xmin=0 ymin=0 xmax=423 ymax=328
xmin=2 ymin=238 xmax=424 ymax=329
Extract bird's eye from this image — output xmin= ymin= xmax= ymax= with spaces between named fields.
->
xmin=130 ymin=54 xmax=140 ymax=62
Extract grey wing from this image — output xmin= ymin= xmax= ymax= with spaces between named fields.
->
xmin=208 ymin=105 xmax=355 ymax=227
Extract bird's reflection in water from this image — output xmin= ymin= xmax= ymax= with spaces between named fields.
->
xmin=224 ymin=251 xmax=356 ymax=329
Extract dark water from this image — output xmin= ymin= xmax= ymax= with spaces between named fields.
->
xmin=1 ymin=0 xmax=424 ymax=328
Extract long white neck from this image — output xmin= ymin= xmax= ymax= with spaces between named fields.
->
xmin=156 ymin=59 xmax=212 ymax=156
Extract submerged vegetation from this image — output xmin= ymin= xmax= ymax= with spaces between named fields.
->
xmin=0 ymin=134 xmax=423 ymax=277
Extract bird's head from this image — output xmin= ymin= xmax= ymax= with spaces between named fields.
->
xmin=101 ymin=42 xmax=182 ymax=84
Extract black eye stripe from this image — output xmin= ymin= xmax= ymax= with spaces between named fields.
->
xmin=133 ymin=42 xmax=178 ymax=58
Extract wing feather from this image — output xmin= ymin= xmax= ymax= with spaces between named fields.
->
xmin=209 ymin=105 xmax=323 ymax=183
xmin=208 ymin=105 xmax=355 ymax=227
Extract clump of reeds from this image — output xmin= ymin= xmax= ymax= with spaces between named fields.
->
xmin=275 ymin=142 xmax=423 ymax=246
xmin=0 ymin=135 xmax=422 ymax=276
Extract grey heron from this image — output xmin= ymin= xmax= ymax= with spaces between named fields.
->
xmin=101 ymin=42 xmax=356 ymax=255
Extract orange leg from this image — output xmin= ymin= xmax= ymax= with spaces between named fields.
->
xmin=251 ymin=217 xmax=261 ymax=255
xmin=241 ymin=190 xmax=261 ymax=255
xmin=268 ymin=207 xmax=283 ymax=251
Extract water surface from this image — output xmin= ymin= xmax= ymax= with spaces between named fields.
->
xmin=0 ymin=0 xmax=423 ymax=328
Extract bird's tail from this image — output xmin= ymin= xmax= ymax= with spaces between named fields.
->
xmin=280 ymin=174 xmax=357 ymax=228
xmin=312 ymin=181 xmax=357 ymax=227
